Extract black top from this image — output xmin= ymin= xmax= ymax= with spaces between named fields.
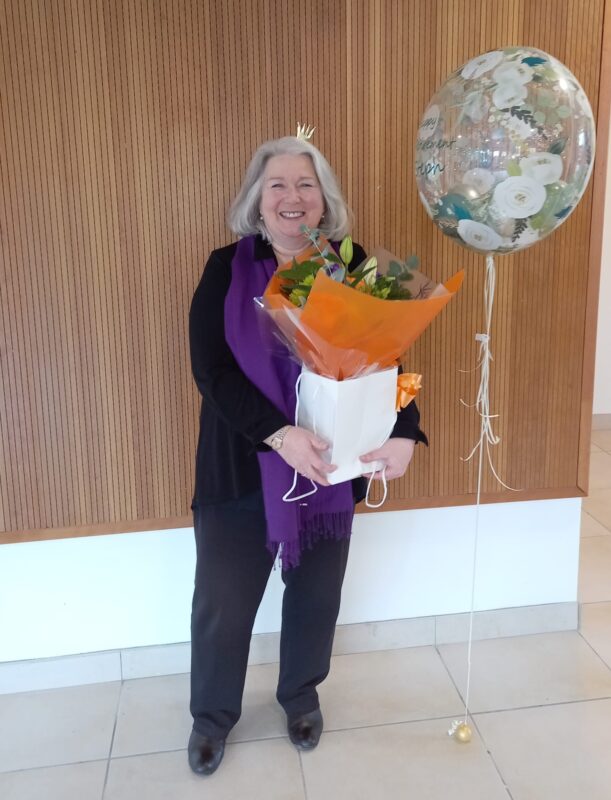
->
xmin=189 ymin=236 xmax=427 ymax=507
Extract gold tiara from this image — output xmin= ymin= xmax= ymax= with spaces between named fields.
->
xmin=296 ymin=123 xmax=316 ymax=141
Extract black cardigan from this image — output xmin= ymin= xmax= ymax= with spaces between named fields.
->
xmin=189 ymin=236 xmax=427 ymax=507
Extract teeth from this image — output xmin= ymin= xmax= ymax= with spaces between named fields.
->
xmin=280 ymin=211 xmax=304 ymax=218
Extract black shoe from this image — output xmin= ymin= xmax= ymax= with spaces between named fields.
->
xmin=188 ymin=730 xmax=225 ymax=776
xmin=287 ymin=708 xmax=323 ymax=751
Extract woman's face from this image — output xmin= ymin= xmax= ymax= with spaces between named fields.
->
xmin=259 ymin=154 xmax=325 ymax=250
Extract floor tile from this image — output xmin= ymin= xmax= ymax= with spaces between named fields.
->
xmin=580 ymin=603 xmax=611 ymax=669
xmin=0 ymin=682 xmax=121 ymax=773
xmin=0 ymin=760 xmax=106 ymax=800
xmin=105 ymin=740 xmax=304 ymax=800
xmin=579 ymin=536 xmax=611 ymax=603
xmin=591 ymin=429 xmax=611 ymax=453
xmin=112 ymin=674 xmax=192 ymax=758
xmin=475 ymin=699 xmax=611 ymax=800
xmin=318 ymin=647 xmax=464 ymax=730
xmin=112 ymin=665 xmax=286 ymax=758
xmin=583 ymin=488 xmax=611 ymax=529
xmin=580 ymin=511 xmax=610 ymax=537
xmin=438 ymin=632 xmax=611 ymax=713
xmin=301 ymin=718 xmax=508 ymax=800
xmin=591 ymin=441 xmax=602 ymax=453
xmin=227 ymin=662 xmax=286 ymax=743
xmin=588 ymin=451 xmax=611 ymax=490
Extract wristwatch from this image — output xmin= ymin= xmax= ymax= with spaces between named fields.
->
xmin=269 ymin=425 xmax=291 ymax=451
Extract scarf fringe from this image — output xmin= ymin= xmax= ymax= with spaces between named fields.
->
xmin=268 ymin=510 xmax=354 ymax=570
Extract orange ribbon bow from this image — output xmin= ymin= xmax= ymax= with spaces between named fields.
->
xmin=396 ymin=373 xmax=422 ymax=411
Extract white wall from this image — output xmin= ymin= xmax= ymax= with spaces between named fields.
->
xmin=0 ymin=498 xmax=580 ymax=663
xmin=593 ymin=108 xmax=611 ymax=415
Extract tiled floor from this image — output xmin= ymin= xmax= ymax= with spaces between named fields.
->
xmin=2 ymin=430 xmax=611 ymax=799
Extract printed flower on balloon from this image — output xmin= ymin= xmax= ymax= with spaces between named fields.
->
xmin=415 ymin=46 xmax=596 ymax=254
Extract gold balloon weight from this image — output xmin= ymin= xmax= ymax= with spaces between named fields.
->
xmin=448 ymin=719 xmax=473 ymax=744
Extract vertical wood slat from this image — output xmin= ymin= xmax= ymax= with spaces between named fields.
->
xmin=0 ymin=0 xmax=606 ymax=539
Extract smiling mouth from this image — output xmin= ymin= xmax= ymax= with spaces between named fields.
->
xmin=279 ymin=211 xmax=305 ymax=218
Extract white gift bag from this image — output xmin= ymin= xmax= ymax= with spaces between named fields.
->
xmin=297 ymin=366 xmax=398 ymax=485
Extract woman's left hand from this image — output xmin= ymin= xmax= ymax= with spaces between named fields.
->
xmin=360 ymin=438 xmax=416 ymax=481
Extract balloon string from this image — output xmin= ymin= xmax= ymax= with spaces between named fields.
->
xmin=464 ymin=254 xmax=495 ymax=728
xmin=451 ymin=253 xmax=519 ymax=736
xmin=459 ymin=255 xmax=520 ymax=493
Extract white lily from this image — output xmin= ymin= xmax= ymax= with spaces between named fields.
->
xmin=363 ymin=256 xmax=378 ymax=287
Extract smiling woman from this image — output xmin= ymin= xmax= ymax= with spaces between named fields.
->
xmin=186 ymin=133 xmax=426 ymax=776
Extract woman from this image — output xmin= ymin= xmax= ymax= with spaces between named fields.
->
xmin=188 ymin=134 xmax=426 ymax=776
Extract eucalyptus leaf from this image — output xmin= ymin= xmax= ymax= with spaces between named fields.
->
xmin=323 ymin=253 xmax=342 ymax=265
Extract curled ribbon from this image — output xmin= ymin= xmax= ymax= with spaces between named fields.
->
xmin=396 ymin=373 xmax=422 ymax=411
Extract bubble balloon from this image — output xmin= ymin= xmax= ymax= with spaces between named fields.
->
xmin=415 ymin=47 xmax=596 ymax=254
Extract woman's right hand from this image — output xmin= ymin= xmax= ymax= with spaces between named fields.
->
xmin=279 ymin=426 xmax=337 ymax=486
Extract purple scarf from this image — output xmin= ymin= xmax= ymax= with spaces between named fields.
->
xmin=224 ymin=235 xmax=354 ymax=569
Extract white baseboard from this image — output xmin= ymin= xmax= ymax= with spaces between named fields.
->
xmin=0 ymin=602 xmax=578 ymax=694
xmin=592 ymin=414 xmax=611 ymax=430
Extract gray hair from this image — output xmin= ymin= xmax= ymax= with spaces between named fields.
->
xmin=227 ymin=136 xmax=352 ymax=241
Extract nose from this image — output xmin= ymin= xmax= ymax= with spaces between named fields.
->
xmin=286 ymin=185 xmax=302 ymax=202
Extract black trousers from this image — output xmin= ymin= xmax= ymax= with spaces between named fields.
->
xmin=190 ymin=490 xmax=351 ymax=739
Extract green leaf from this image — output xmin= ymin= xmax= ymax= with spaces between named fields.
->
xmin=548 ymin=138 xmax=566 ymax=154
xmin=507 ymin=160 xmax=522 ymax=176
xmin=277 ymin=261 xmax=321 ymax=281
xmin=323 ymin=253 xmax=342 ymax=265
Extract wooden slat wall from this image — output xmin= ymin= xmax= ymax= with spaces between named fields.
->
xmin=0 ymin=0 xmax=606 ymax=540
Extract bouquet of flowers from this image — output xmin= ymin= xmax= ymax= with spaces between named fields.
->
xmin=259 ymin=226 xmax=463 ymax=484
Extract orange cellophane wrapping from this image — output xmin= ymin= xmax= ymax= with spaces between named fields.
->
xmin=262 ymin=248 xmax=464 ymax=380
